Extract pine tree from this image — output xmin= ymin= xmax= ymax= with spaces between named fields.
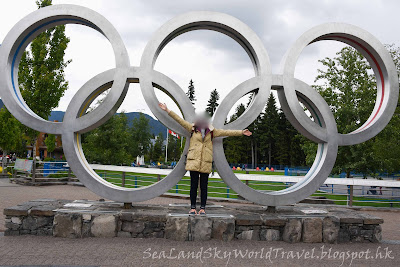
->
xmin=186 ymin=80 xmax=196 ymax=105
xmin=224 ymin=104 xmax=247 ymax=163
xmin=257 ymin=94 xmax=280 ymax=167
xmin=206 ymin=89 xmax=220 ymax=116
xmin=18 ymin=0 xmax=70 ymax=163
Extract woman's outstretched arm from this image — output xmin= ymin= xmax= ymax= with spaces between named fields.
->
xmin=158 ymin=103 xmax=192 ymax=132
xmin=213 ymin=128 xmax=252 ymax=137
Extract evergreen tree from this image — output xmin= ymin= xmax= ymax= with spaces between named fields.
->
xmin=224 ymin=104 xmax=247 ymax=163
xmin=257 ymin=94 xmax=281 ymax=167
xmin=186 ymin=80 xmax=196 ymax=105
xmin=167 ymin=135 xmax=181 ymax=161
xmin=206 ymin=89 xmax=220 ymax=116
xmin=152 ymin=133 xmax=165 ymax=162
xmin=18 ymin=0 xmax=70 ymax=163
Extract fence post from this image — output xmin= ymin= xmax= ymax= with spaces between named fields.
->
xmin=31 ymin=161 xmax=36 ymax=183
xmin=157 ymin=174 xmax=161 ymax=182
xmin=227 ymin=186 xmax=230 ymax=198
xmin=134 ymin=176 xmax=137 ymax=188
xmin=176 ymin=184 xmax=178 ymax=194
xmin=245 ymin=180 xmax=249 ymax=186
xmin=121 ymin=172 xmax=126 ymax=187
xmin=68 ymin=168 xmax=72 ymax=182
xmin=349 ymin=185 xmax=354 ymax=207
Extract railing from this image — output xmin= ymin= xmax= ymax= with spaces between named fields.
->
xmin=8 ymin=161 xmax=76 ymax=184
xmin=90 ymin=164 xmax=400 ymax=208
xmin=5 ymin=161 xmax=400 ymax=207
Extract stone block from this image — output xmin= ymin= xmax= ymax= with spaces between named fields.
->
xmin=82 ymin=214 xmax=92 ymax=221
xmin=323 ymin=216 xmax=340 ymax=244
xmin=5 ymin=222 xmax=20 ymax=231
xmin=4 ymin=230 xmax=19 ymax=236
xmin=11 ymin=217 xmax=22 ymax=225
xmin=4 ymin=205 xmax=31 ymax=216
xmin=143 ymin=221 xmax=165 ymax=236
xmin=282 ymin=218 xmax=302 ymax=243
xmin=237 ymin=229 xmax=259 ymax=240
xmin=82 ymin=222 xmax=92 ymax=238
xmin=37 ymin=228 xmax=53 ymax=236
xmin=120 ymin=211 xmax=134 ymax=221
xmin=190 ymin=216 xmax=212 ymax=241
xmin=235 ymin=214 xmax=262 ymax=226
xmin=372 ymin=225 xmax=382 ymax=243
xmin=30 ymin=205 xmax=56 ymax=216
xmin=132 ymin=211 xmax=167 ymax=222
xmin=361 ymin=214 xmax=384 ymax=225
xmin=165 ymin=216 xmax=188 ymax=241
xmin=338 ymin=214 xmax=363 ymax=224
xmin=338 ymin=227 xmax=350 ymax=243
xmin=261 ymin=215 xmax=287 ymax=227
xmin=121 ymin=221 xmax=145 ymax=235
xmin=211 ymin=218 xmax=235 ymax=242
xmin=302 ymin=217 xmax=322 ymax=243
xmin=21 ymin=216 xmax=52 ymax=231
xmin=348 ymin=225 xmax=360 ymax=236
xmin=53 ymin=213 xmax=82 ymax=238
xmin=260 ymin=229 xmax=280 ymax=241
xmin=91 ymin=215 xmax=117 ymax=238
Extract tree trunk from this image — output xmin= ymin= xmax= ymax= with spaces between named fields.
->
xmin=251 ymin=140 xmax=254 ymax=169
xmin=268 ymin=143 xmax=272 ymax=168
xmin=2 ymin=150 xmax=7 ymax=174
xmin=255 ymin=140 xmax=258 ymax=168
xmin=31 ymin=137 xmax=37 ymax=182
xmin=32 ymin=137 xmax=38 ymax=161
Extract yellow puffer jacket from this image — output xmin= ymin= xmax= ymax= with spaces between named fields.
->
xmin=169 ymin=111 xmax=243 ymax=174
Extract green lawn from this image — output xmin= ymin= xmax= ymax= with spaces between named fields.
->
xmin=94 ymin=169 xmax=400 ymax=207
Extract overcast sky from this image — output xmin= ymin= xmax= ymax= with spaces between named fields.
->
xmin=1 ymin=0 xmax=399 ymax=120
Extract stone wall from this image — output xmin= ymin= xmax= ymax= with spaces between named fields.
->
xmin=3 ymin=199 xmax=383 ymax=243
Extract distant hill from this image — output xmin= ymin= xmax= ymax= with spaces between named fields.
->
xmin=0 ymin=99 xmax=166 ymax=137
xmin=49 ymin=110 xmax=167 ymax=137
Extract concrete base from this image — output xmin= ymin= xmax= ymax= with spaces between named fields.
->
xmin=3 ymin=199 xmax=383 ymax=243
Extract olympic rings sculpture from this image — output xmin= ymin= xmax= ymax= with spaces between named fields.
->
xmin=0 ymin=5 xmax=398 ymax=206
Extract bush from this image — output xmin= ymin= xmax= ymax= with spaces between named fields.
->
xmin=43 ymin=157 xmax=55 ymax=162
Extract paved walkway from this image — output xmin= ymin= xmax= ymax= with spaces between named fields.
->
xmin=1 ymin=178 xmax=400 ymax=266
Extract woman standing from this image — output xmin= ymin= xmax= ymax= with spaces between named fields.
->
xmin=159 ymin=103 xmax=252 ymax=215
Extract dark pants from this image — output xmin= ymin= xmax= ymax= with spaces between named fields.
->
xmin=190 ymin=171 xmax=209 ymax=209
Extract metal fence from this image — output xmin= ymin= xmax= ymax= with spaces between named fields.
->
xmin=5 ymin=161 xmax=400 ymax=207
xmin=91 ymin=164 xmax=400 ymax=208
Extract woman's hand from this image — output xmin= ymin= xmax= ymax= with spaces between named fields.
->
xmin=159 ymin=103 xmax=170 ymax=113
xmin=243 ymin=129 xmax=252 ymax=136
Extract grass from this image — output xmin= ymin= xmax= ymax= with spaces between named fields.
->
xmin=94 ymin=169 xmax=400 ymax=208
